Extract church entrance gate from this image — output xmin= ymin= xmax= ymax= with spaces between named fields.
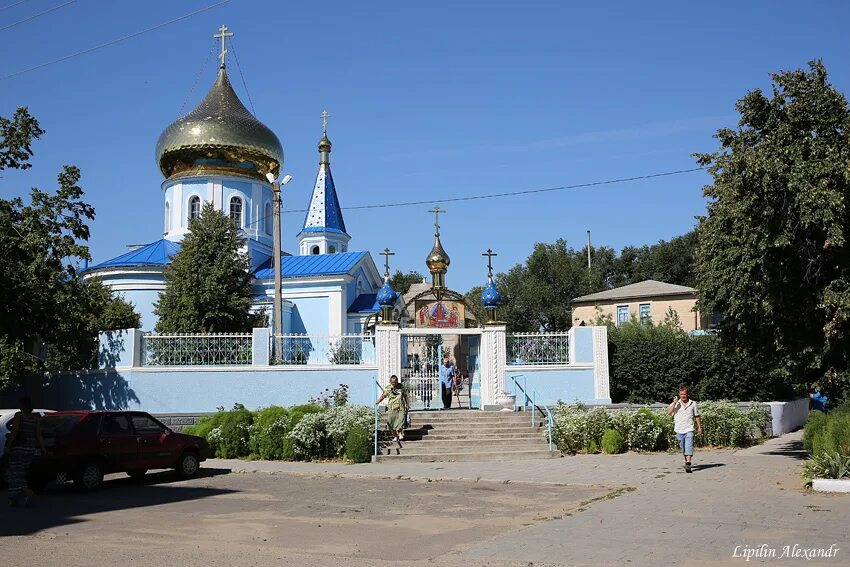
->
xmin=400 ymin=328 xmax=481 ymax=410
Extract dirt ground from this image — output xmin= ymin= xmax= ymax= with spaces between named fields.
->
xmin=0 ymin=468 xmax=618 ymax=566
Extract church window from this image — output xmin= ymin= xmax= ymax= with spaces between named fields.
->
xmin=188 ymin=196 xmax=201 ymax=223
xmin=164 ymin=201 xmax=170 ymax=233
xmin=264 ymin=203 xmax=273 ymax=235
xmin=311 ymin=245 xmax=320 ymax=255
xmin=229 ymin=196 xmax=243 ymax=228
xmin=328 ymin=245 xmax=336 ymax=254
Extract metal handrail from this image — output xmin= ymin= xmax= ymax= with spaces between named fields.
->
xmin=511 ymin=375 xmax=554 ymax=452
xmin=373 ymin=379 xmax=381 ymax=458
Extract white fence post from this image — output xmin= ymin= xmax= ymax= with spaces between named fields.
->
xmin=480 ymin=324 xmax=510 ymax=410
xmin=375 ymin=324 xmax=401 ymax=388
xmin=252 ymin=328 xmax=270 ymax=366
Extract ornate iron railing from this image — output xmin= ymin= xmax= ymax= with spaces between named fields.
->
xmin=506 ymin=332 xmax=570 ymax=365
xmin=271 ymin=334 xmax=376 ymax=366
xmin=141 ymin=333 xmax=253 ymax=366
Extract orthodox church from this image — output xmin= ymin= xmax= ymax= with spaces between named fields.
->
xmin=82 ymin=28 xmax=383 ymax=335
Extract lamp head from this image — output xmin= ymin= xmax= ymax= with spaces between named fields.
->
xmin=281 ymin=174 xmax=293 ymax=186
xmin=265 ymin=172 xmax=276 ymax=184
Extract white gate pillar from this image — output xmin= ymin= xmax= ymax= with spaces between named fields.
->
xmin=480 ymin=324 xmax=512 ymax=410
xmin=375 ymin=323 xmax=401 ymax=388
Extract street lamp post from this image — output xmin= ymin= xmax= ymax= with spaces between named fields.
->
xmin=268 ymin=173 xmax=292 ymax=360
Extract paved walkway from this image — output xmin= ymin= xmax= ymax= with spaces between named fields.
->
xmin=208 ymin=432 xmax=850 ymax=566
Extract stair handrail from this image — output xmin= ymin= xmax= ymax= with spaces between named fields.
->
xmin=373 ymin=378 xmax=381 ymax=457
xmin=511 ymin=375 xmax=554 ymax=452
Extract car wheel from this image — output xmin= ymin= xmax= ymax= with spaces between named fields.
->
xmin=127 ymin=469 xmax=147 ymax=480
xmin=74 ymin=462 xmax=104 ymax=491
xmin=177 ymin=452 xmax=199 ymax=478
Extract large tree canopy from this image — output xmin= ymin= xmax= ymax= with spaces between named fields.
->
xmin=695 ymin=60 xmax=850 ymax=398
xmin=154 ymin=202 xmax=255 ymax=333
xmin=0 ymin=108 xmax=140 ymax=388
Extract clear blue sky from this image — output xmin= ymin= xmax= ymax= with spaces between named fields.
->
xmin=2 ymin=0 xmax=848 ymax=292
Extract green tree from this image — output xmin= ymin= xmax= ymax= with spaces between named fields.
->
xmin=154 ymin=202 xmax=254 ymax=332
xmin=0 ymin=108 xmax=139 ymax=387
xmin=613 ymin=231 xmax=697 ymax=288
xmin=695 ymin=60 xmax=850 ymax=400
xmin=390 ymin=270 xmax=425 ymax=296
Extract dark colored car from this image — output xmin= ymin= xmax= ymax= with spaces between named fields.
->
xmin=31 ymin=411 xmax=209 ymax=491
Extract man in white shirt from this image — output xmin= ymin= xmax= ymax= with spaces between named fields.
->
xmin=667 ymin=387 xmax=703 ymax=473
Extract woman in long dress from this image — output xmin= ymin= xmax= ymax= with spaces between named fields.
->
xmin=5 ymin=396 xmax=45 ymax=507
xmin=376 ymin=375 xmax=409 ymax=442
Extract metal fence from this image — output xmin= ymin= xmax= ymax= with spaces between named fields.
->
xmin=506 ymin=332 xmax=570 ymax=365
xmin=271 ymin=334 xmax=376 ymax=366
xmin=141 ymin=333 xmax=253 ymax=366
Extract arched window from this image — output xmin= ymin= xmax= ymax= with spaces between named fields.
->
xmin=229 ymin=196 xmax=243 ymax=228
xmin=164 ymin=201 xmax=170 ymax=233
xmin=311 ymin=245 xmax=320 ymax=255
xmin=328 ymin=245 xmax=336 ymax=254
xmin=265 ymin=202 xmax=273 ymax=235
xmin=188 ymin=196 xmax=201 ymax=223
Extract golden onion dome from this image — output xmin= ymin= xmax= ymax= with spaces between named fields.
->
xmin=426 ymin=234 xmax=451 ymax=272
xmin=155 ymin=66 xmax=283 ymax=181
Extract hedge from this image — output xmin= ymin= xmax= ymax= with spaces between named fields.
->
xmin=801 ymin=406 xmax=850 ymax=483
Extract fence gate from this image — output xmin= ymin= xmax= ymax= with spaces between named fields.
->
xmin=401 ymin=335 xmax=442 ymax=410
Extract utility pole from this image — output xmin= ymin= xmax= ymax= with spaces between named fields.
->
xmin=272 ymin=181 xmax=283 ymax=359
xmin=586 ymin=230 xmax=592 ymax=270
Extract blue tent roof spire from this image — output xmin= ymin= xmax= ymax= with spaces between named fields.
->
xmin=300 ymin=114 xmax=348 ymax=237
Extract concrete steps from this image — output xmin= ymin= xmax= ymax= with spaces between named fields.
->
xmin=374 ymin=410 xmax=557 ymax=463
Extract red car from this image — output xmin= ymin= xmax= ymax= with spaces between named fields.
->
xmin=32 ymin=411 xmax=210 ymax=491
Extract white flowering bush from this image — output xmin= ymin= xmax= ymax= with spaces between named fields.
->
xmin=287 ymin=404 xmax=373 ymax=460
xmin=627 ymin=409 xmax=663 ymax=451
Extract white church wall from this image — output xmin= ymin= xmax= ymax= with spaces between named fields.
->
xmin=288 ymin=296 xmax=330 ymax=335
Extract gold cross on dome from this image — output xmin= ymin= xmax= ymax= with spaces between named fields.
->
xmin=321 ymin=110 xmax=330 ymax=135
xmin=428 ymin=206 xmax=446 ymax=235
xmin=380 ymin=247 xmax=395 ymax=278
xmin=214 ymin=24 xmax=233 ymax=66
xmin=482 ymin=248 xmax=497 ymax=278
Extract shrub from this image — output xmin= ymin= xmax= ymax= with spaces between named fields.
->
xmin=696 ymin=401 xmax=768 ymax=448
xmin=186 ymin=403 xmax=253 ymax=458
xmin=803 ymin=411 xmax=829 ymax=453
xmin=801 ymin=452 xmax=850 ymax=485
xmin=601 ymin=429 xmax=625 ymax=454
xmin=811 ymin=413 xmax=850 ymax=457
xmin=249 ymin=406 xmax=289 ymax=460
xmin=287 ymin=405 xmax=373 ymax=461
xmin=344 ymin=426 xmax=373 ymax=463
xmin=552 ymin=403 xmax=589 ymax=454
xmin=627 ymin=409 xmax=663 ymax=451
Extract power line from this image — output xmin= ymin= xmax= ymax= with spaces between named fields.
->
xmin=281 ymin=166 xmax=707 ymax=214
xmin=0 ymin=0 xmax=29 ymax=13
xmin=0 ymin=0 xmax=230 ymax=80
xmin=0 ymin=0 xmax=76 ymax=33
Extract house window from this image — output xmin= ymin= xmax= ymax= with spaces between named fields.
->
xmin=264 ymin=203 xmax=273 ymax=235
xmin=616 ymin=305 xmax=630 ymax=326
xmin=188 ymin=196 xmax=201 ymax=223
xmin=311 ymin=245 xmax=320 ymax=255
xmin=328 ymin=245 xmax=336 ymax=254
xmin=164 ymin=201 xmax=170 ymax=233
xmin=229 ymin=197 xmax=243 ymax=228
xmin=639 ymin=303 xmax=651 ymax=325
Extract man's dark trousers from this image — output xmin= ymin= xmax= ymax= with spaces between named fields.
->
xmin=441 ymin=383 xmax=452 ymax=409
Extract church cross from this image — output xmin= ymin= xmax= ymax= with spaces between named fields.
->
xmin=483 ymin=248 xmax=497 ymax=279
xmin=428 ymin=206 xmax=446 ymax=235
xmin=380 ymin=247 xmax=395 ymax=278
xmin=214 ymin=24 xmax=233 ymax=67
xmin=321 ymin=110 xmax=330 ymax=135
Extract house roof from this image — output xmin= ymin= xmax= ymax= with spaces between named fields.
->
xmin=347 ymin=293 xmax=379 ymax=313
xmin=85 ymin=239 xmax=179 ymax=270
xmin=572 ymin=280 xmax=696 ymax=303
xmin=252 ymin=251 xmax=367 ymax=279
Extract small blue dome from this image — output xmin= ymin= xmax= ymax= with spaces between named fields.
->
xmin=376 ymin=280 xmax=398 ymax=307
xmin=481 ymin=280 xmax=502 ymax=308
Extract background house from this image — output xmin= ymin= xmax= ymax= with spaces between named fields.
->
xmin=572 ymin=280 xmax=704 ymax=332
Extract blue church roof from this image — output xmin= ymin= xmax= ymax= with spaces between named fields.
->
xmin=347 ymin=293 xmax=379 ymax=313
xmin=301 ymin=164 xmax=347 ymax=235
xmin=253 ymin=251 xmax=367 ymax=279
xmin=86 ymin=239 xmax=179 ymax=270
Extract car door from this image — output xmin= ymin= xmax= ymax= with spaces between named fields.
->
xmin=98 ymin=413 xmax=139 ymax=472
xmin=131 ymin=413 xmax=177 ymax=470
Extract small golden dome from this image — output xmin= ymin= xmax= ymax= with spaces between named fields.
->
xmin=426 ymin=234 xmax=451 ymax=272
xmin=155 ymin=66 xmax=283 ymax=181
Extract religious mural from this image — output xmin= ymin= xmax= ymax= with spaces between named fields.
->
xmin=416 ymin=301 xmax=464 ymax=328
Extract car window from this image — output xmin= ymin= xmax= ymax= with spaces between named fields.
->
xmin=75 ymin=415 xmax=101 ymax=437
xmin=41 ymin=414 xmax=84 ymax=438
xmin=131 ymin=415 xmax=165 ymax=434
xmin=101 ymin=414 xmax=131 ymax=435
